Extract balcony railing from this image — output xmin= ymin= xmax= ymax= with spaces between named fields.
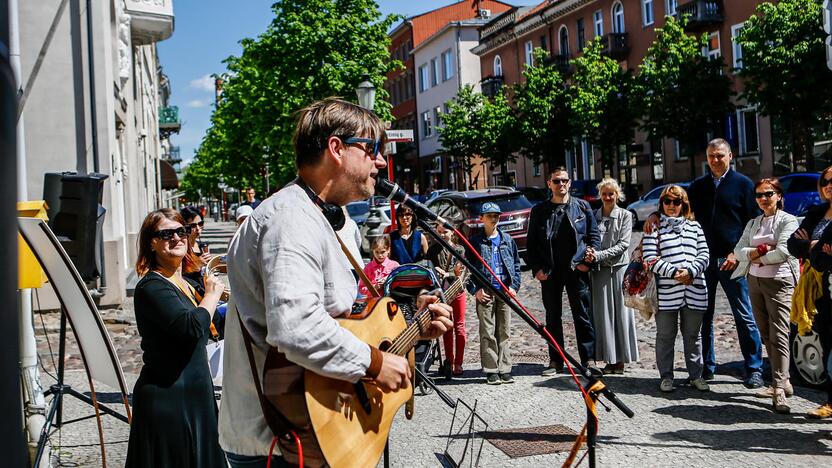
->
xmin=159 ymin=106 xmax=181 ymax=136
xmin=481 ymin=76 xmax=504 ymax=98
xmin=678 ymin=0 xmax=724 ymax=31
xmin=125 ymin=0 xmax=175 ymax=45
xmin=600 ymin=33 xmax=630 ymax=61
xmin=543 ymin=53 xmax=574 ymax=76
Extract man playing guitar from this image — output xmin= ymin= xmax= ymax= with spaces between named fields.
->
xmin=219 ymin=98 xmax=453 ymax=468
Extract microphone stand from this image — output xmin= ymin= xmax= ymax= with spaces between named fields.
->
xmin=416 ymin=218 xmax=634 ymax=467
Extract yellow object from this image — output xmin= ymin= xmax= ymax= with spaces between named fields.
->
xmin=791 ymin=260 xmax=823 ymax=335
xmin=18 ymin=200 xmax=49 ymax=289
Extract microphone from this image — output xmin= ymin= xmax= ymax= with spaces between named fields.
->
xmin=374 ymin=178 xmax=453 ymax=229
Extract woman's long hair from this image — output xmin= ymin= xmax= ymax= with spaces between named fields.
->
xmin=136 ymin=208 xmax=187 ymax=276
xmin=179 ymin=205 xmax=203 ymax=275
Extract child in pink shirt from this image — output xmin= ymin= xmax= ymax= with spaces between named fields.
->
xmin=360 ymin=235 xmax=399 ymax=296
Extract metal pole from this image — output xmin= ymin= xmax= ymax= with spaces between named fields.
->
xmin=265 ymin=162 xmax=269 ymax=194
xmin=84 ymin=0 xmax=99 ymax=173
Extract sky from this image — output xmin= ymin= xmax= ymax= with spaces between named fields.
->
xmin=157 ymin=1 xmax=540 ymax=165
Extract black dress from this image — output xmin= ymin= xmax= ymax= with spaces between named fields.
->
xmin=125 ymin=272 xmax=226 ymax=468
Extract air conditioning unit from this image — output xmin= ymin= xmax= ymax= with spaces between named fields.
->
xmin=479 ymin=9 xmax=491 ymax=19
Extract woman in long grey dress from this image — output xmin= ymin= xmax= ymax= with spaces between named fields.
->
xmin=589 ymin=178 xmax=639 ymax=374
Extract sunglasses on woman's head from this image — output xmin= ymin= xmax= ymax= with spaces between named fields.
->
xmin=820 ymin=177 xmax=832 ymax=188
xmin=754 ymin=191 xmax=776 ymax=199
xmin=152 ymin=226 xmax=191 ymax=240
xmin=661 ymin=198 xmax=682 ymax=207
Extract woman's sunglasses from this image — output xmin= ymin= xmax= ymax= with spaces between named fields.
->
xmin=152 ymin=226 xmax=191 ymax=240
xmin=820 ymin=177 xmax=832 ymax=188
xmin=187 ymin=221 xmax=205 ymax=229
xmin=661 ymin=198 xmax=683 ymax=207
xmin=754 ymin=191 xmax=777 ymax=199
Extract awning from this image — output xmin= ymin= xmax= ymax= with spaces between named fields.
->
xmin=160 ymin=159 xmax=179 ymax=190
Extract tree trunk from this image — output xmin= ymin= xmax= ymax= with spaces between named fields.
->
xmin=793 ymin=120 xmax=815 ymax=172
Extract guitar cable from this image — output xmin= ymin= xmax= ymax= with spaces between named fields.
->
xmin=266 ymin=431 xmax=303 ymax=468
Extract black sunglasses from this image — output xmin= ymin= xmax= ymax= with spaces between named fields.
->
xmin=754 ymin=191 xmax=777 ymax=199
xmin=187 ymin=221 xmax=205 ymax=228
xmin=820 ymin=177 xmax=832 ymax=188
xmin=152 ymin=226 xmax=190 ymax=240
xmin=661 ymin=198 xmax=683 ymax=207
xmin=550 ymin=178 xmax=570 ymax=185
xmin=340 ymin=136 xmax=383 ymax=157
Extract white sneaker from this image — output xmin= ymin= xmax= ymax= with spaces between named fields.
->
xmin=660 ymin=378 xmax=675 ymax=393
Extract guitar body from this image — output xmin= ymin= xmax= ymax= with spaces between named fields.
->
xmin=304 ymin=297 xmax=415 ymax=468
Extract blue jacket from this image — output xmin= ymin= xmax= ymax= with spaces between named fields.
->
xmin=526 ymin=196 xmax=601 ymax=275
xmin=466 ymin=228 xmax=521 ymax=295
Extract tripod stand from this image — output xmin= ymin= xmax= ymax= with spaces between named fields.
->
xmin=33 ymin=309 xmax=129 ymax=467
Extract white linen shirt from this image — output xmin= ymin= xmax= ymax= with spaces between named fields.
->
xmin=218 ymin=183 xmax=370 ymax=456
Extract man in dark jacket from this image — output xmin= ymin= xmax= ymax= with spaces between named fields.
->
xmin=687 ymin=138 xmax=763 ymax=388
xmin=526 ymin=167 xmax=600 ymax=375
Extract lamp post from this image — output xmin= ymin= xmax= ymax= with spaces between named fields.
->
xmin=218 ymin=176 xmax=228 ymax=222
xmin=355 ymin=73 xmax=376 ymax=111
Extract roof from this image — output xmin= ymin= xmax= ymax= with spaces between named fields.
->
xmin=411 ymin=19 xmax=490 ymax=54
xmin=438 ymin=187 xmax=520 ymax=200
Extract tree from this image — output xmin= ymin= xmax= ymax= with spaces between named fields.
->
xmin=183 ymin=0 xmax=400 ymax=192
xmin=570 ymin=38 xmax=637 ymax=172
xmin=638 ymin=16 xmax=734 ymax=177
xmin=438 ymin=85 xmax=485 ymax=189
xmin=513 ymin=48 xmax=573 ymax=168
xmin=478 ymin=90 xmax=518 ymax=185
xmin=737 ymin=0 xmax=832 ymax=171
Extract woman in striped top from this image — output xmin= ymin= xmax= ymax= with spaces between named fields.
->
xmin=643 ymin=185 xmax=710 ymax=393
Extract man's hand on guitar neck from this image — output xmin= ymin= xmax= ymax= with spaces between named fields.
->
xmin=415 ymin=293 xmax=453 ymax=340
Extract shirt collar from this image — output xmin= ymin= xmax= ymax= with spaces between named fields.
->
xmin=711 ymin=168 xmax=731 ymax=183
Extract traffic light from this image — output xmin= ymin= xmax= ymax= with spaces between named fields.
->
xmin=824 ymin=0 xmax=832 ymax=71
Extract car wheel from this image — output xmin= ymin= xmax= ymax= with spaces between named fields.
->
xmin=790 ymin=325 xmax=828 ymax=389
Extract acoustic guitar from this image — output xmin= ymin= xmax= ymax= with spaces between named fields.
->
xmin=262 ymin=272 xmax=468 ymax=468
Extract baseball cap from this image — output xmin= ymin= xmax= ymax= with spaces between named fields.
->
xmin=235 ymin=204 xmax=254 ymax=221
xmin=480 ymin=202 xmax=502 ymax=215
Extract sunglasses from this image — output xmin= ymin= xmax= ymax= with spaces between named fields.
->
xmin=188 ymin=221 xmax=205 ymax=228
xmin=754 ymin=191 xmax=777 ymax=199
xmin=820 ymin=177 xmax=832 ymax=188
xmin=340 ymin=136 xmax=383 ymax=158
xmin=550 ymin=178 xmax=570 ymax=185
xmin=661 ymin=198 xmax=683 ymax=207
xmin=152 ymin=226 xmax=191 ymax=240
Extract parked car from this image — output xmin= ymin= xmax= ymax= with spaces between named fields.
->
xmin=516 ymin=186 xmax=550 ymax=205
xmin=569 ymin=179 xmax=602 ymax=209
xmin=626 ymin=182 xmax=690 ymax=226
xmin=426 ymin=187 xmax=533 ymax=253
xmin=779 ymin=172 xmax=821 ymax=217
xmin=359 ymin=204 xmax=392 ymax=255
xmin=425 ymin=189 xmax=451 ymax=202
xmin=345 ymin=200 xmax=370 ymax=226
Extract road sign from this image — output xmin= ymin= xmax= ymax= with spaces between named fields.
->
xmin=385 ymin=129 xmax=414 ymax=142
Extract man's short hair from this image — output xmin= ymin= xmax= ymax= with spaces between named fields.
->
xmin=548 ymin=166 xmax=568 ymax=178
xmin=293 ymin=97 xmax=387 ymax=168
xmin=707 ymin=138 xmax=732 ymax=154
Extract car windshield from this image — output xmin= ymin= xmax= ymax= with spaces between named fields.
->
xmin=780 ymin=175 xmax=818 ymax=194
xmin=346 ymin=201 xmax=369 ymax=217
xmin=467 ymin=195 xmax=532 ymax=215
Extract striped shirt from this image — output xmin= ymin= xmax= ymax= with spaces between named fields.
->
xmin=642 ymin=216 xmax=710 ymax=311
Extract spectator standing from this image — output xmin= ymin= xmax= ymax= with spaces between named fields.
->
xmin=590 ymin=178 xmax=639 ymax=374
xmin=733 ymin=178 xmax=799 ymax=413
xmin=242 ymin=187 xmax=262 ymax=210
xmin=526 ymin=167 xmax=600 ymax=375
xmin=685 ymin=138 xmax=764 ymax=387
xmin=466 ymin=202 xmax=521 ymax=385
xmin=427 ymin=223 xmax=467 ymax=376
xmin=359 ymin=235 xmax=399 ymax=297
xmin=389 ymin=205 xmax=429 ymax=264
xmin=643 ymin=186 xmax=710 ymax=393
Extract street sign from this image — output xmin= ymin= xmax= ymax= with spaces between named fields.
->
xmin=385 ymin=129 xmax=414 ymax=142
xmin=824 ymin=0 xmax=832 ymax=71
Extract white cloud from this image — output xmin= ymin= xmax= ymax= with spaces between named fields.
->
xmin=189 ymin=74 xmax=215 ymax=92
xmin=186 ymin=99 xmax=210 ymax=108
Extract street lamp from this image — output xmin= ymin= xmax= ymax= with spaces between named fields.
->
xmin=355 ymin=73 xmax=376 ymax=111
xmin=217 ymin=176 xmax=228 ymax=222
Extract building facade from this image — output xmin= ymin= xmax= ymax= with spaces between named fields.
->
xmin=19 ymin=0 xmax=177 ymax=307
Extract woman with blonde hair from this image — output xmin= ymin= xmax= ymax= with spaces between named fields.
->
xmin=642 ymin=185 xmax=710 ymax=393
xmin=589 ymin=178 xmax=639 ymax=374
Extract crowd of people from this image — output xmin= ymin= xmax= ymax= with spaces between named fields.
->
xmin=123 ymin=97 xmax=832 ymax=467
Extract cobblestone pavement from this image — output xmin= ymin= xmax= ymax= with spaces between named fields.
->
xmin=33 ymin=222 xmax=832 ymax=466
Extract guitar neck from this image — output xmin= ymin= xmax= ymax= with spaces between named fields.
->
xmin=386 ymin=272 xmax=466 ymax=357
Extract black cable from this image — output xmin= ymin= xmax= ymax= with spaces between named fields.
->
xmin=34 ymin=288 xmax=58 ymax=381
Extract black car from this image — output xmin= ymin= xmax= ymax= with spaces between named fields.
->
xmin=516 ymin=186 xmax=550 ymax=205
xmin=569 ymin=179 xmax=602 ymax=209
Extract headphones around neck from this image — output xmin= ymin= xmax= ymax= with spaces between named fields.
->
xmin=296 ymin=178 xmax=346 ymax=231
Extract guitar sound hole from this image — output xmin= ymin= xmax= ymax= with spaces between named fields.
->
xmin=377 ymin=339 xmax=392 ymax=352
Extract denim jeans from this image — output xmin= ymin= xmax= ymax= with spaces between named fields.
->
xmin=226 ymin=453 xmax=291 ymax=468
xmin=702 ymin=259 xmax=763 ymax=376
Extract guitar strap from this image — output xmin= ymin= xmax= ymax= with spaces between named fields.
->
xmin=335 ymin=233 xmax=380 ymax=298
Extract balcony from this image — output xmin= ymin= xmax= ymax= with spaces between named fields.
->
xmin=166 ymin=145 xmax=181 ymax=163
xmin=600 ymin=33 xmax=630 ymax=61
xmin=543 ymin=53 xmax=574 ymax=76
xmin=481 ymin=76 xmax=504 ymax=98
xmin=125 ymin=0 xmax=175 ymax=45
xmin=159 ymin=105 xmax=181 ymax=137
xmin=678 ymin=0 xmax=724 ymax=32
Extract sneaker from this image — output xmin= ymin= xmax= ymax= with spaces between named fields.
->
xmin=755 ymin=384 xmax=794 ymax=399
xmin=772 ymin=388 xmax=790 ymax=414
xmin=702 ymin=370 xmax=715 ymax=381
xmin=690 ymin=378 xmax=710 ymax=392
xmin=499 ymin=373 xmax=515 ymax=384
xmin=541 ymin=361 xmax=562 ymax=377
xmin=659 ymin=378 xmax=675 ymax=393
xmin=807 ymin=403 xmax=832 ymax=419
xmin=486 ymin=373 xmax=501 ymax=385
xmin=452 ymin=365 xmax=464 ymax=376
xmin=744 ymin=372 xmax=764 ymax=389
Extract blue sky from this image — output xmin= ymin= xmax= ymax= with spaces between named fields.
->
xmin=157 ymin=1 xmax=539 ymax=164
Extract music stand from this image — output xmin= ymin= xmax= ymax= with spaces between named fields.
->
xmin=443 ymin=399 xmax=487 ymax=468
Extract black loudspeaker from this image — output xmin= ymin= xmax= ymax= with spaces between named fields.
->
xmin=43 ymin=172 xmax=108 ymax=282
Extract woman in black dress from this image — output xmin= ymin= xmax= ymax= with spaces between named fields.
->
xmin=125 ymin=208 xmax=226 ymax=467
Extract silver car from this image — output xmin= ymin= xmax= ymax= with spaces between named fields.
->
xmin=359 ymin=203 xmax=392 ymax=255
xmin=626 ymin=182 xmax=689 ymax=226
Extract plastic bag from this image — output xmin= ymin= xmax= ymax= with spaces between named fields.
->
xmin=622 ymin=260 xmax=657 ymax=320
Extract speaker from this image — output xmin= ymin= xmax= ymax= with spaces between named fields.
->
xmin=43 ymin=172 xmax=108 ymax=282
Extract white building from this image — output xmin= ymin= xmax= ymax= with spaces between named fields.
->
xmin=412 ymin=19 xmax=487 ymax=191
xmin=19 ymin=0 xmax=177 ymax=307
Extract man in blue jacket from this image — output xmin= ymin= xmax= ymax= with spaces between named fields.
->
xmin=466 ymin=202 xmax=521 ymax=385
xmin=526 ymin=167 xmax=600 ymax=375
xmin=686 ymin=138 xmax=763 ymax=387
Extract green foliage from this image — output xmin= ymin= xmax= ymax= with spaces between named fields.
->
xmin=737 ymin=0 xmax=832 ymax=171
xmin=570 ymin=39 xmax=637 ymax=170
xmin=182 ymin=0 xmax=400 ymax=196
xmin=513 ymin=48 xmax=573 ymax=167
xmin=637 ymin=16 xmax=733 ymax=172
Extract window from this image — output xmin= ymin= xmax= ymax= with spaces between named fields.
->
xmin=418 ymin=64 xmax=429 ymax=92
xmin=493 ymin=55 xmax=503 ymax=76
xmin=525 ymin=41 xmax=534 ymax=66
xmin=434 ymin=106 xmax=442 ymax=127
xmin=443 ymin=102 xmax=451 ymax=115
xmin=577 ymin=19 xmax=586 ymax=51
xmin=731 ymin=23 xmax=745 ymax=69
xmin=559 ymin=26 xmax=570 ymax=56
xmin=441 ymin=49 xmax=454 ymax=81
xmin=737 ymin=107 xmax=760 ymax=154
xmin=703 ymin=31 xmax=721 ymax=59
xmin=533 ymin=162 xmax=541 ymax=177
xmin=612 ymin=2 xmax=625 ymax=33
xmin=642 ymin=0 xmax=654 ymax=26
xmin=421 ymin=110 xmax=433 ymax=138
xmin=594 ymin=10 xmax=604 ymax=37
xmin=665 ymin=0 xmax=677 ymax=16
xmin=430 ymin=58 xmax=439 ymax=86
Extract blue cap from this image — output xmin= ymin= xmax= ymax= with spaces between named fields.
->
xmin=480 ymin=202 xmax=502 ymax=215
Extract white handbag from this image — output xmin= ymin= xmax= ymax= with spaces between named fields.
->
xmin=206 ymin=338 xmax=224 ymax=386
